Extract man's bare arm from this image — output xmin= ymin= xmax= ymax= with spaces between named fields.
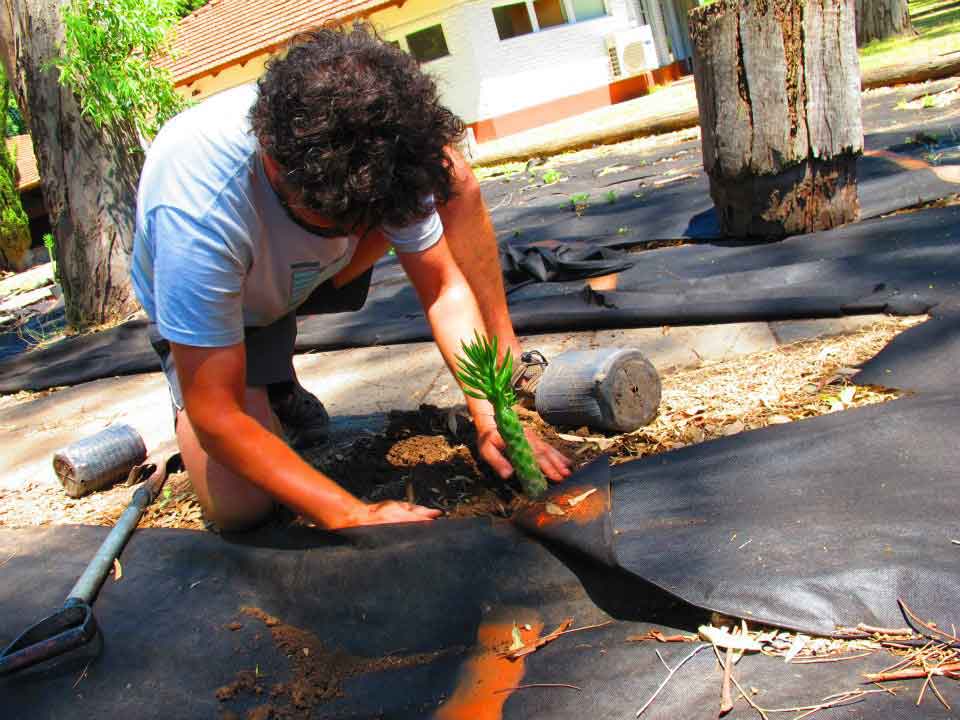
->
xmin=171 ymin=340 xmax=441 ymax=527
xmin=397 ymin=236 xmax=571 ymax=482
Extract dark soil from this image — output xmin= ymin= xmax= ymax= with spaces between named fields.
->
xmin=301 ymin=404 xmax=597 ymax=519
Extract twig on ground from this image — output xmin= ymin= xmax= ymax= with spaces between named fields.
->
xmin=0 ymin=552 xmax=15 ymax=569
xmin=555 ymin=619 xmax=615 ymax=638
xmin=501 ymin=618 xmax=573 ymax=659
xmin=865 ymin=661 xmax=960 ymax=682
xmin=495 ymin=683 xmax=582 ymax=693
xmin=719 ymin=645 xmax=735 ymax=715
xmin=789 ymin=651 xmax=876 ymax=664
xmin=926 ymin=676 xmax=952 ymax=711
xmin=655 ymin=649 xmax=671 ymax=672
xmin=898 ymin=598 xmax=960 ymax=645
xmin=791 ymin=689 xmax=888 ymax=720
xmin=73 ymin=659 xmax=93 ymax=689
xmin=728 ymin=670 xmax=769 ymax=720
xmin=636 ymin=644 xmax=708 ymax=717
xmin=856 ymin=623 xmax=914 ymax=636
xmin=627 ymin=629 xmax=698 ymax=643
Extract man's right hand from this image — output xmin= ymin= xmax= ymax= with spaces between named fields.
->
xmin=337 ymin=501 xmax=442 ymax=528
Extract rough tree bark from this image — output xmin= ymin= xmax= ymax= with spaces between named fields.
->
xmin=0 ymin=0 xmax=141 ymax=327
xmin=690 ymin=0 xmax=864 ymax=238
xmin=855 ymin=0 xmax=914 ymax=46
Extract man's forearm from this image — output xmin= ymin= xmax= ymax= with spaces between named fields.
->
xmin=420 ymin=281 xmax=499 ymax=431
xmin=193 ymin=408 xmax=366 ymax=527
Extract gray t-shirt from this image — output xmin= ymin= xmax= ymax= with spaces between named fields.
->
xmin=131 ymin=84 xmax=443 ymax=347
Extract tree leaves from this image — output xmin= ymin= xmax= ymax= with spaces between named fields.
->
xmin=54 ymin=0 xmax=188 ymax=140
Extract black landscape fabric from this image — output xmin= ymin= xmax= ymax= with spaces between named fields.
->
xmin=3 ymin=502 xmax=959 ymax=719
xmin=3 ymin=202 xmax=960 ymax=394
xmin=519 ymin=394 xmax=960 ymax=637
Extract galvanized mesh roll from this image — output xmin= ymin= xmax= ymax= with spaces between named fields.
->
xmin=52 ymin=424 xmax=147 ymax=498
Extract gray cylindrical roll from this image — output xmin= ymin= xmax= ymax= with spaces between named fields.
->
xmin=52 ymin=424 xmax=147 ymax=498
xmin=534 ymin=349 xmax=661 ymax=433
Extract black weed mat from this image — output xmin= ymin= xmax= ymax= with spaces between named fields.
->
xmin=1 ymin=89 xmax=958 ymax=393
xmin=3 ymin=201 xmax=959 ymax=393
xmin=2 ymin=514 xmax=958 ymax=719
xmin=518 ymin=394 xmax=960 ymax=637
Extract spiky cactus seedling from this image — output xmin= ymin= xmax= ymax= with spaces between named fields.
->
xmin=456 ymin=332 xmax=548 ymax=499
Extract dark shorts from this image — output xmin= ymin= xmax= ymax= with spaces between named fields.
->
xmin=149 ymin=268 xmax=373 ymax=414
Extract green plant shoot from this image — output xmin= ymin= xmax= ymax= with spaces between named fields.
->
xmin=456 ymin=332 xmax=547 ymax=499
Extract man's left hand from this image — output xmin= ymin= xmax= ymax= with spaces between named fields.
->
xmin=478 ymin=426 xmax=572 ymax=483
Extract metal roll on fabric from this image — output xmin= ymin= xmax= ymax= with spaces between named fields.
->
xmin=534 ymin=349 xmax=661 ymax=433
xmin=52 ymin=424 xmax=147 ymax=498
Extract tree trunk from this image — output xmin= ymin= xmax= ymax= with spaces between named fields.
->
xmin=0 ymin=0 xmax=141 ymax=327
xmin=690 ymin=0 xmax=863 ymax=238
xmin=855 ymin=0 xmax=914 ymax=46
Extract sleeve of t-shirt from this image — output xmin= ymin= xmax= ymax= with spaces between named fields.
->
xmin=151 ymin=206 xmax=249 ymax=348
xmin=381 ymin=198 xmax=444 ymax=253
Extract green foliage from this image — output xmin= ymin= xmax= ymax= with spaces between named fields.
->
xmin=5 ymin=94 xmax=23 ymax=138
xmin=44 ymin=233 xmax=60 ymax=283
xmin=0 ymin=69 xmax=30 ymax=268
xmin=456 ymin=332 xmax=547 ymax=498
xmin=55 ymin=0 xmax=188 ymax=140
xmin=604 ymin=189 xmax=618 ymax=204
xmin=175 ymin=0 xmax=209 ymax=17
xmin=540 ymin=169 xmax=564 ymax=185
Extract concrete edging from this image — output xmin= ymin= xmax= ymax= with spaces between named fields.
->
xmin=471 ymin=59 xmax=960 ymax=168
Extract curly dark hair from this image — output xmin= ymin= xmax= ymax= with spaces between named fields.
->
xmin=251 ymin=24 xmax=465 ymax=230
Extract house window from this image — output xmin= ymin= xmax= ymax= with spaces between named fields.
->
xmin=533 ymin=0 xmax=568 ymax=29
xmin=493 ymin=0 xmax=607 ymax=41
xmin=406 ymin=25 xmax=449 ymax=62
xmin=571 ymin=0 xmax=607 ymax=21
xmin=493 ymin=3 xmax=534 ymax=40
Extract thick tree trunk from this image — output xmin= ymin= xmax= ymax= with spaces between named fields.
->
xmin=0 ymin=0 xmax=141 ymax=327
xmin=690 ymin=0 xmax=863 ymax=238
xmin=855 ymin=0 xmax=914 ymax=46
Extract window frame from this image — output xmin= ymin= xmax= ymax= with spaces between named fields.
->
xmin=491 ymin=0 xmax=608 ymax=41
xmin=403 ymin=23 xmax=451 ymax=63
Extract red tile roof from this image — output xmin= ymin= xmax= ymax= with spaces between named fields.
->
xmin=159 ymin=0 xmax=403 ymax=85
xmin=6 ymin=135 xmax=39 ymax=192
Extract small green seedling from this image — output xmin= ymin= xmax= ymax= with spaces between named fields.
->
xmin=541 ymin=169 xmax=563 ymax=185
xmin=922 ymin=95 xmax=936 ymax=109
xmin=43 ymin=233 xmax=59 ymax=284
xmin=565 ymin=192 xmax=591 ymax=216
xmin=456 ymin=332 xmax=547 ymax=498
xmin=604 ymin=190 xmax=618 ymax=205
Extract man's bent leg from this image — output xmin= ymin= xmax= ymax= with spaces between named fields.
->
xmin=177 ymin=386 xmax=277 ymax=532
xmin=439 ymin=147 xmax=523 ymax=357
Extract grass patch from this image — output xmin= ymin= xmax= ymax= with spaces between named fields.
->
xmin=860 ymin=0 xmax=960 ymax=73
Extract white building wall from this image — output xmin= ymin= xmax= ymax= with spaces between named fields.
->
xmin=376 ymin=0 xmax=637 ymax=124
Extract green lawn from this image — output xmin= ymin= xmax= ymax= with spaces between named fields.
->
xmin=859 ymin=0 xmax=960 ymax=72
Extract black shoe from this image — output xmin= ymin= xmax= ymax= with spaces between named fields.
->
xmin=511 ymin=350 xmax=548 ymax=409
xmin=269 ymin=382 xmax=331 ymax=449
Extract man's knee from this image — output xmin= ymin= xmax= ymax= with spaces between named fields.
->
xmin=203 ymin=496 xmax=275 ymax=534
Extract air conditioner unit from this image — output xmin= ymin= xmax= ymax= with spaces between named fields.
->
xmin=605 ymin=26 xmax=658 ymax=79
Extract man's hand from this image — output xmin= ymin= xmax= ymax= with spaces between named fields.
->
xmin=478 ymin=425 xmax=572 ymax=483
xmin=336 ymin=501 xmax=442 ymax=528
